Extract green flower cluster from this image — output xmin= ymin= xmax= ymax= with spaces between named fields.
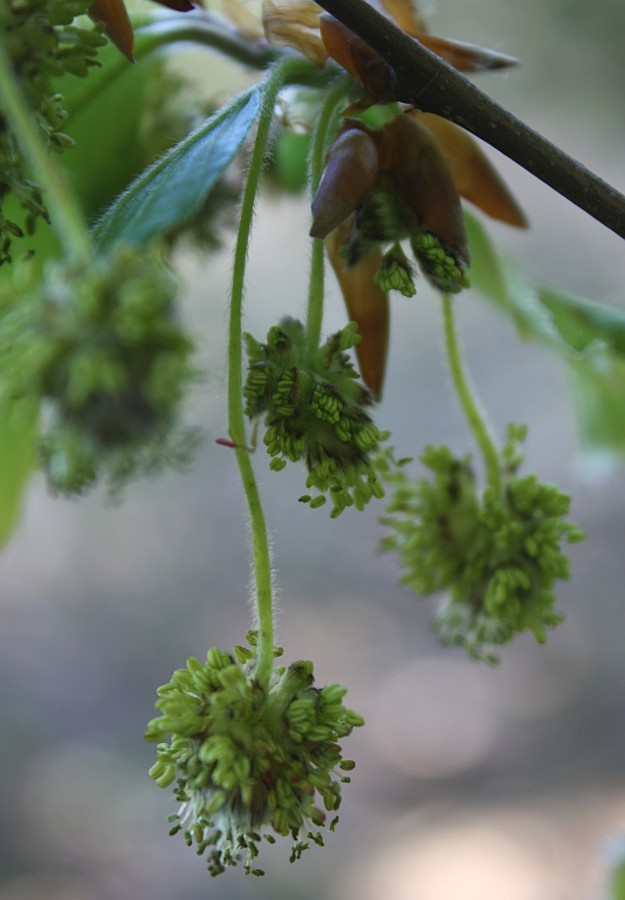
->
xmin=372 ymin=242 xmax=416 ymax=297
xmin=0 ymin=244 xmax=196 ymax=494
xmin=244 ymin=317 xmax=387 ymax=516
xmin=0 ymin=0 xmax=105 ymax=261
xmin=344 ymin=185 xmax=469 ymax=296
xmin=381 ymin=426 xmax=585 ymax=663
xmin=145 ymin=635 xmax=363 ymax=876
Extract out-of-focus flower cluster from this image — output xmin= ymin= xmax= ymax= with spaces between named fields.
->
xmin=0 ymin=0 xmax=106 ymax=261
xmin=381 ymin=426 xmax=585 ymax=663
xmin=244 ymin=317 xmax=388 ymax=516
xmin=145 ymin=635 xmax=363 ymax=876
xmin=0 ymin=244 xmax=196 ymax=494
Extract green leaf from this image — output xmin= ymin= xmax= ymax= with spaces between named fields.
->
xmin=466 ymin=210 xmax=625 ymax=464
xmin=464 ymin=210 xmax=563 ymax=349
xmin=56 ymin=47 xmax=158 ymax=222
xmin=566 ymin=343 xmax=625 ymax=466
xmin=272 ymin=131 xmax=310 ymax=193
xmin=538 ymin=284 xmax=625 ymax=355
xmin=91 ymin=84 xmax=264 ymax=251
xmin=0 ymin=400 xmax=38 ymax=546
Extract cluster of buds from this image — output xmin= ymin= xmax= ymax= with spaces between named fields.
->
xmin=312 ymin=114 xmax=471 ymax=296
xmin=145 ymin=635 xmax=363 ymax=876
xmin=380 ymin=426 xmax=585 ymax=663
xmin=244 ymin=317 xmax=388 ymax=516
xmin=0 ymin=0 xmax=106 ymax=261
xmin=0 ymin=244 xmax=195 ymax=494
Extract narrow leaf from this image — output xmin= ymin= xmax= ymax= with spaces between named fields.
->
xmin=568 ymin=346 xmax=625 ymax=467
xmin=466 ymin=209 xmax=625 ymax=464
xmin=464 ymin=210 xmax=561 ymax=347
xmin=538 ymin=284 xmax=625 ymax=355
xmin=91 ymin=84 xmax=264 ymax=250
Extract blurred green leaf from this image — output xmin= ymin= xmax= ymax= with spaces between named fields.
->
xmin=539 ymin=284 xmax=625 ymax=355
xmin=567 ymin=345 xmax=625 ymax=464
xmin=0 ymin=400 xmax=38 ymax=546
xmin=466 ymin=210 xmax=625 ymax=464
xmin=465 ymin=210 xmax=563 ymax=348
xmin=56 ymin=47 xmax=158 ymax=222
xmin=272 ymin=130 xmax=310 ymax=193
xmin=91 ymin=83 xmax=263 ymax=251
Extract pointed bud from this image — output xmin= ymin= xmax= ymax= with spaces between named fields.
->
xmin=319 ymin=14 xmax=397 ymax=103
xmin=380 ymin=114 xmax=470 ymax=270
xmin=89 ymin=0 xmax=135 ymax=61
xmin=311 ymin=126 xmax=380 ymax=239
xmin=412 ymin=34 xmax=519 ymax=72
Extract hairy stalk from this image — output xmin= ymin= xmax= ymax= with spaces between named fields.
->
xmin=228 ymin=58 xmax=313 ymax=688
xmin=0 ymin=38 xmax=90 ymax=262
xmin=305 ymin=77 xmax=351 ymax=356
xmin=441 ymin=294 xmax=502 ymax=496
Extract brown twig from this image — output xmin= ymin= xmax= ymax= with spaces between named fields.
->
xmin=314 ymin=0 xmax=625 ymax=240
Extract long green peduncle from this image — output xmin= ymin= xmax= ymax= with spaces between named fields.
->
xmin=441 ymin=293 xmax=503 ymax=496
xmin=227 ymin=58 xmax=314 ymax=689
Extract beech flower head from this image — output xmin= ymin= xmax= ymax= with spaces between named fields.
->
xmin=290 ymin=1 xmax=527 ymax=398
xmin=0 ymin=0 xmax=106 ymax=262
xmin=244 ymin=317 xmax=388 ymax=516
xmin=381 ymin=426 xmax=585 ymax=663
xmin=0 ymin=245 xmax=195 ymax=494
xmin=145 ymin=636 xmax=363 ymax=876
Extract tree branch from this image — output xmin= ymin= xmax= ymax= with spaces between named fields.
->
xmin=314 ymin=0 xmax=625 ymax=240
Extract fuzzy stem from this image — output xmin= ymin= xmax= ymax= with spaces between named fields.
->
xmin=305 ymin=78 xmax=350 ymax=355
xmin=441 ymin=294 xmax=502 ymax=496
xmin=227 ymin=58 xmax=312 ymax=689
xmin=0 ymin=39 xmax=90 ymax=262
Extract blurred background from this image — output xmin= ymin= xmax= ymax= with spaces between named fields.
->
xmin=2 ymin=0 xmax=625 ymax=898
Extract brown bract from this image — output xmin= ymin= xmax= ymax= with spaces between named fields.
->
xmin=308 ymin=3 xmax=527 ymax=397
xmin=89 ymin=0 xmax=202 ymax=61
xmin=326 ymin=220 xmax=389 ymax=401
xmin=312 ymin=115 xmax=471 ymax=396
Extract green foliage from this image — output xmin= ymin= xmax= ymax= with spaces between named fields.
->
xmin=145 ymin=635 xmax=363 ymax=876
xmin=91 ymin=83 xmax=264 ymax=251
xmin=56 ymin=40 xmax=159 ymax=223
xmin=466 ymin=211 xmax=625 ymax=463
